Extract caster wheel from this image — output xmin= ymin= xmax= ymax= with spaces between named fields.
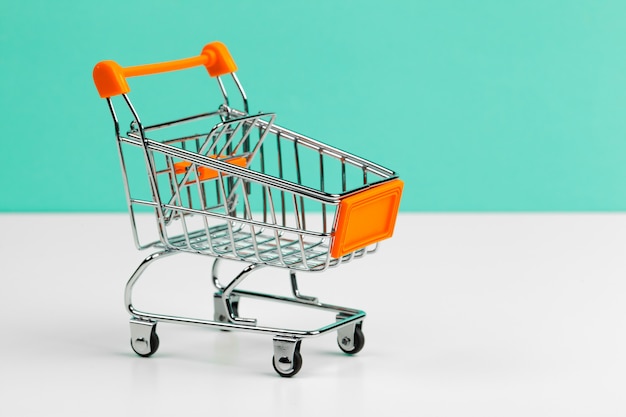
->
xmin=338 ymin=326 xmax=365 ymax=355
xmin=272 ymin=350 xmax=303 ymax=378
xmin=131 ymin=326 xmax=160 ymax=357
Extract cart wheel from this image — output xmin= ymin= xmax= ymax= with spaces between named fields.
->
xmin=131 ymin=326 xmax=160 ymax=357
xmin=338 ymin=326 xmax=365 ymax=355
xmin=272 ymin=350 xmax=303 ymax=378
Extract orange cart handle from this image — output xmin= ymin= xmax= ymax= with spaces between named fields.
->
xmin=93 ymin=42 xmax=237 ymax=98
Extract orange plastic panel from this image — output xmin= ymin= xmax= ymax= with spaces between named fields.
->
xmin=93 ymin=41 xmax=237 ymax=98
xmin=173 ymin=156 xmax=247 ymax=182
xmin=173 ymin=161 xmax=193 ymax=175
xmin=330 ymin=179 xmax=404 ymax=259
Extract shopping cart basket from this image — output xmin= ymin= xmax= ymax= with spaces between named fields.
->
xmin=93 ymin=41 xmax=403 ymax=377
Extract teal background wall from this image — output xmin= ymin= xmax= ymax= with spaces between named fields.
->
xmin=1 ymin=0 xmax=625 ymax=212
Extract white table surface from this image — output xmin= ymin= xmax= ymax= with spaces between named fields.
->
xmin=1 ymin=213 xmax=625 ymax=416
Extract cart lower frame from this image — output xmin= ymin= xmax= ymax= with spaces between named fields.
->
xmin=125 ymin=250 xmax=366 ymax=377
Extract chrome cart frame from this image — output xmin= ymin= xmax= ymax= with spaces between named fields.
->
xmin=93 ymin=42 xmax=403 ymax=376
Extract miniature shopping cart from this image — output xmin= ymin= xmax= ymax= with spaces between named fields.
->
xmin=93 ymin=41 xmax=403 ymax=377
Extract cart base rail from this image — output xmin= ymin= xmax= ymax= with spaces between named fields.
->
xmin=125 ymin=251 xmax=366 ymax=377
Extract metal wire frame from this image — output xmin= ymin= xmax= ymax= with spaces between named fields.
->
xmin=106 ymin=73 xmax=398 ymax=272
